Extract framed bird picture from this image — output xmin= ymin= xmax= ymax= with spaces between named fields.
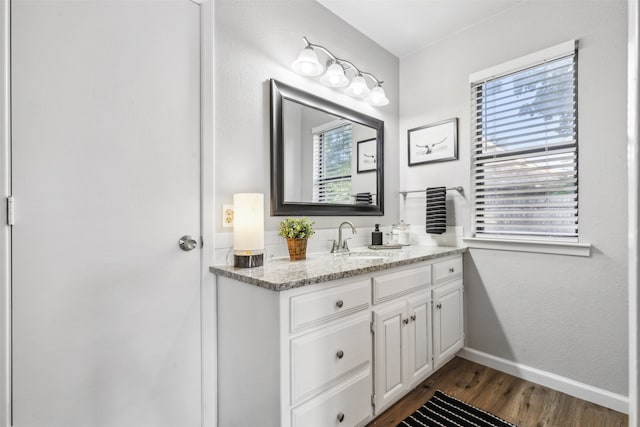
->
xmin=357 ymin=138 xmax=377 ymax=173
xmin=408 ymin=118 xmax=458 ymax=166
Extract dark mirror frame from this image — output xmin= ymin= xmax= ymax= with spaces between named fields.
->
xmin=270 ymin=79 xmax=384 ymax=216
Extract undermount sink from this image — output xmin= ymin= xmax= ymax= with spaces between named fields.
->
xmin=336 ymin=251 xmax=395 ymax=260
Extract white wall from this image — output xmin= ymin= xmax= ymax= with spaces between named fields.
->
xmin=214 ymin=0 xmax=399 ymax=239
xmin=400 ymin=1 xmax=628 ymax=396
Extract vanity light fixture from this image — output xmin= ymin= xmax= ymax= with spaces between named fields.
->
xmin=232 ymin=193 xmax=265 ymax=268
xmin=291 ymin=36 xmax=389 ymax=107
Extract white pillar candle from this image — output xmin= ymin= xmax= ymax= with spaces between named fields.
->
xmin=233 ymin=193 xmax=264 ymax=253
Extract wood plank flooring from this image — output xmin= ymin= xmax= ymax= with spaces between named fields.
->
xmin=366 ymin=357 xmax=627 ymax=427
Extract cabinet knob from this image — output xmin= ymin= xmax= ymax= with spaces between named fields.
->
xmin=410 ymin=314 xmax=416 ymax=322
xmin=403 ymin=318 xmax=409 ymax=325
xmin=336 ymin=300 xmax=344 ymax=308
xmin=337 ymin=412 xmax=345 ymax=423
xmin=449 ymin=267 xmax=455 ymax=273
xmin=336 ymin=350 xmax=344 ymax=359
xmin=436 ymin=303 xmax=442 ymax=309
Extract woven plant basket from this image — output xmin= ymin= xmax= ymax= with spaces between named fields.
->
xmin=286 ymin=238 xmax=308 ymax=261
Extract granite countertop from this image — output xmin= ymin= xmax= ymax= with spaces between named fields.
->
xmin=210 ymin=245 xmax=466 ymax=291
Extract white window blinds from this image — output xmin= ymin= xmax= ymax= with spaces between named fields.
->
xmin=471 ymin=51 xmax=578 ymax=240
xmin=312 ymin=122 xmax=353 ymax=203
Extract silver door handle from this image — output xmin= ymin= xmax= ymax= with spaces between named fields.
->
xmin=179 ymin=235 xmax=198 ymax=251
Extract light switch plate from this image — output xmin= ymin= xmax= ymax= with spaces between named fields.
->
xmin=222 ymin=204 xmax=234 ymax=228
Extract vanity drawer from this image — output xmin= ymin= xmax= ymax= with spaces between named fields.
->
xmin=290 ymin=279 xmax=370 ymax=332
xmin=432 ymin=256 xmax=463 ymax=284
xmin=291 ymin=370 xmax=372 ymax=427
xmin=372 ymin=265 xmax=431 ymax=304
xmin=290 ymin=316 xmax=371 ymax=405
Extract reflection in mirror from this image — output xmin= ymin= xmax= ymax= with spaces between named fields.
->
xmin=271 ymin=79 xmax=384 ymax=216
xmin=283 ymin=101 xmax=376 ymax=204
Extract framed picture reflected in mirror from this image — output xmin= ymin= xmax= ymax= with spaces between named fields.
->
xmin=357 ymin=138 xmax=376 ymax=173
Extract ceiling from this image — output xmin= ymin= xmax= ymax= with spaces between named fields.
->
xmin=317 ymin=0 xmax=528 ymax=59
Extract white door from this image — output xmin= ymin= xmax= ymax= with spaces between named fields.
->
xmin=11 ymin=1 xmax=202 ymax=426
xmin=433 ymin=280 xmax=464 ymax=369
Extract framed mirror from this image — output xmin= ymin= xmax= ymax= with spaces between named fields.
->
xmin=270 ymin=79 xmax=384 ymax=216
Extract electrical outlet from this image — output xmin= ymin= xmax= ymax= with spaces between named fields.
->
xmin=222 ymin=204 xmax=234 ymax=228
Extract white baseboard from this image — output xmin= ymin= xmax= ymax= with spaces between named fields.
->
xmin=458 ymin=347 xmax=629 ymax=414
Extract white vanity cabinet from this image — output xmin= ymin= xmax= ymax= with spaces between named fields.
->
xmin=431 ymin=256 xmax=464 ymax=369
xmin=371 ymin=266 xmax=434 ymax=413
xmin=371 ymin=255 xmax=464 ymax=414
xmin=433 ymin=279 xmax=464 ymax=369
xmin=286 ymin=278 xmax=373 ymax=427
xmin=215 ymin=250 xmax=464 ymax=427
xmin=217 ymin=275 xmax=373 ymax=427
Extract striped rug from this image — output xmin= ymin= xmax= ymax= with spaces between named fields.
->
xmin=398 ymin=390 xmax=518 ymax=427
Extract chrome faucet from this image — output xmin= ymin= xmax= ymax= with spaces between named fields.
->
xmin=331 ymin=221 xmax=357 ymax=253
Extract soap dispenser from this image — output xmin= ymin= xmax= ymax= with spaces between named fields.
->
xmin=372 ymin=224 xmax=383 ymax=245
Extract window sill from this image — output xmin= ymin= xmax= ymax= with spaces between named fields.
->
xmin=462 ymin=237 xmax=591 ymax=257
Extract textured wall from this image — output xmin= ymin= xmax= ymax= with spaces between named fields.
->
xmin=399 ymin=1 xmax=628 ymax=395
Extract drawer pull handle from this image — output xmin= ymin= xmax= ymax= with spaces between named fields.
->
xmin=410 ymin=314 xmax=416 ymax=322
xmin=436 ymin=303 xmax=442 ymax=309
xmin=449 ymin=267 xmax=455 ymax=273
xmin=403 ymin=318 xmax=409 ymax=325
xmin=336 ymin=350 xmax=344 ymax=359
xmin=336 ymin=300 xmax=344 ymax=308
xmin=337 ymin=412 xmax=345 ymax=423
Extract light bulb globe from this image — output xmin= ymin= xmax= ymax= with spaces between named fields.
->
xmin=345 ymin=75 xmax=370 ymax=98
xmin=291 ymin=47 xmax=324 ymax=76
xmin=320 ymin=63 xmax=349 ymax=88
xmin=366 ymin=86 xmax=389 ymax=106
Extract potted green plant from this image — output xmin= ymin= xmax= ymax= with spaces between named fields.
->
xmin=279 ymin=217 xmax=315 ymax=260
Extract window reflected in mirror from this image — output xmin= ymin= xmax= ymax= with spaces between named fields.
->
xmin=271 ymin=79 xmax=384 ymax=216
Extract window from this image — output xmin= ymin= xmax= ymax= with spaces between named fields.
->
xmin=312 ymin=120 xmax=353 ymax=203
xmin=471 ymin=43 xmax=578 ymax=241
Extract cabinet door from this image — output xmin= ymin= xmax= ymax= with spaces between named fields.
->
xmin=406 ymin=293 xmax=433 ymax=388
xmin=433 ymin=280 xmax=464 ymax=369
xmin=373 ymin=300 xmax=406 ymax=413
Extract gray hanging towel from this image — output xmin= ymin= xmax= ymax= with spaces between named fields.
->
xmin=426 ymin=187 xmax=447 ymax=234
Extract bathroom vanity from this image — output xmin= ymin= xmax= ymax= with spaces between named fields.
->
xmin=212 ymin=246 xmax=465 ymax=427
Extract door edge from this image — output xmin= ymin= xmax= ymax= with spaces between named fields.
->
xmin=199 ymin=1 xmax=216 ymax=427
xmin=0 ymin=0 xmax=11 ymax=425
